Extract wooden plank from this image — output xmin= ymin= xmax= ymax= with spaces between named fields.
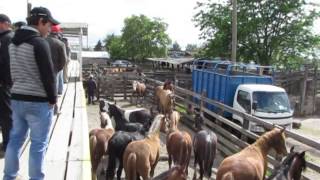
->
xmin=66 ymin=82 xmax=91 ymax=180
xmin=44 ymin=81 xmax=75 ymax=179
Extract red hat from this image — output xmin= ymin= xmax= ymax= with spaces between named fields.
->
xmin=51 ymin=24 xmax=62 ymax=33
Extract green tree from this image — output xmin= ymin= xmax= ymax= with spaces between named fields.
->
xmin=121 ymin=15 xmax=171 ymax=61
xmin=194 ymin=0 xmax=320 ymax=66
xmin=104 ymin=34 xmax=126 ymax=59
xmin=185 ymin=44 xmax=198 ymax=52
xmin=94 ymin=40 xmax=103 ymax=51
xmin=172 ymin=41 xmax=181 ymax=51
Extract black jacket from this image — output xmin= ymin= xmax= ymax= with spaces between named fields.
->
xmin=0 ymin=30 xmax=14 ymax=87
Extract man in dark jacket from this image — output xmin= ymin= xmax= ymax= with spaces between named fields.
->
xmin=47 ymin=24 xmax=66 ymax=96
xmin=3 ymin=7 xmax=58 ymax=180
xmin=87 ymin=75 xmax=97 ymax=104
xmin=0 ymin=14 xmax=14 ymax=153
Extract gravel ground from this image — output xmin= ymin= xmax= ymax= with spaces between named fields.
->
xmin=86 ymin=99 xmax=223 ymax=180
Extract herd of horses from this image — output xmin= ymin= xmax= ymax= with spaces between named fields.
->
xmin=89 ymin=80 xmax=307 ymax=180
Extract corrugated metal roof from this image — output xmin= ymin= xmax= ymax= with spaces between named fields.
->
xmin=82 ymin=51 xmax=110 ymax=58
xmin=146 ymin=57 xmax=195 ymax=65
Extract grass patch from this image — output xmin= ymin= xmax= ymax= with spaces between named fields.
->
xmin=175 ymin=102 xmax=187 ymax=114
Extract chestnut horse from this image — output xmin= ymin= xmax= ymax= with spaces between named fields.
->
xmin=152 ymin=166 xmax=187 ymax=180
xmin=89 ymin=112 xmax=114 ymax=180
xmin=166 ymin=111 xmax=192 ymax=174
xmin=267 ymin=147 xmax=306 ymax=180
xmin=155 ymin=80 xmax=174 ymax=113
xmin=132 ymin=80 xmax=147 ymax=105
xmin=123 ymin=114 xmax=169 ymax=180
xmin=216 ymin=128 xmax=288 ymax=180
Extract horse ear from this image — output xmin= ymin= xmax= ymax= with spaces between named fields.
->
xmin=300 ymin=151 xmax=306 ymax=157
xmin=290 ymin=146 xmax=294 ymax=153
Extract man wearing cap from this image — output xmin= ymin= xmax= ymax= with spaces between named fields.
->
xmin=3 ymin=7 xmax=59 ymax=180
xmin=47 ymin=24 xmax=67 ymax=95
xmin=0 ymin=14 xmax=14 ymax=154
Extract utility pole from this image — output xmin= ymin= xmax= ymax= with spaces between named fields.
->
xmin=231 ymin=0 xmax=237 ymax=62
xmin=27 ymin=0 xmax=32 ymax=17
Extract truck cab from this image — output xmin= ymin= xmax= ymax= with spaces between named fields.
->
xmin=232 ymin=84 xmax=293 ymax=133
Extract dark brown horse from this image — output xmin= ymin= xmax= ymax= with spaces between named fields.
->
xmin=132 ymin=80 xmax=147 ymax=105
xmin=267 ymin=147 xmax=306 ymax=180
xmin=123 ymin=114 xmax=169 ymax=180
xmin=216 ymin=128 xmax=288 ymax=180
xmin=152 ymin=166 xmax=187 ymax=180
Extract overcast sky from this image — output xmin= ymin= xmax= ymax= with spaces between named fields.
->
xmin=1 ymin=0 xmax=207 ymax=49
xmin=1 ymin=0 xmax=319 ymax=49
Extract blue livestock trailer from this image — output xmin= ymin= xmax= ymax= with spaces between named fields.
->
xmin=192 ymin=60 xmax=274 ymax=118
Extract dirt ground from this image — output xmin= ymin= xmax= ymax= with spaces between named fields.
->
xmin=86 ymin=98 xmax=224 ymax=180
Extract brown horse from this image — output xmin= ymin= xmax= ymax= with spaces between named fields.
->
xmin=166 ymin=111 xmax=192 ymax=175
xmin=89 ymin=112 xmax=114 ymax=180
xmin=123 ymin=114 xmax=169 ymax=180
xmin=267 ymin=146 xmax=306 ymax=180
xmin=155 ymin=89 xmax=174 ymax=117
xmin=132 ymin=80 xmax=147 ymax=105
xmin=154 ymin=80 xmax=174 ymax=112
xmin=216 ymin=128 xmax=288 ymax=180
xmin=152 ymin=166 xmax=187 ymax=180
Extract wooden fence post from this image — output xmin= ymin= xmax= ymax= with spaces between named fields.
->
xmin=241 ymin=118 xmax=250 ymax=141
xmin=300 ymin=65 xmax=308 ymax=115
xmin=200 ymin=91 xmax=206 ymax=116
xmin=124 ymin=74 xmax=127 ymax=100
xmin=313 ymin=65 xmax=318 ymax=114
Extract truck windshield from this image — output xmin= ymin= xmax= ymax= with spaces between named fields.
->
xmin=253 ymin=92 xmax=291 ymax=113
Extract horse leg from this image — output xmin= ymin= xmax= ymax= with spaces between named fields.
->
xmin=168 ymin=153 xmax=172 ymax=169
xmin=193 ymin=153 xmax=198 ymax=180
xmin=106 ymin=155 xmax=116 ymax=180
xmin=150 ymin=151 xmax=160 ymax=177
xmin=199 ymin=160 xmax=204 ymax=180
xmin=116 ymin=159 xmax=123 ymax=180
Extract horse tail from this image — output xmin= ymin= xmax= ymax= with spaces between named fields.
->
xmin=89 ymin=135 xmax=97 ymax=180
xmin=126 ymin=153 xmax=137 ymax=180
xmin=179 ymin=135 xmax=190 ymax=173
xmin=204 ymin=137 xmax=212 ymax=176
xmin=222 ymin=172 xmax=234 ymax=180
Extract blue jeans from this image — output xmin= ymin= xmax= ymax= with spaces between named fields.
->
xmin=56 ymin=70 xmax=64 ymax=95
xmin=3 ymin=100 xmax=53 ymax=180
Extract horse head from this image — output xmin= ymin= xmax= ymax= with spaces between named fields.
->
xmin=194 ymin=113 xmax=204 ymax=131
xmin=132 ymin=80 xmax=138 ymax=91
xmin=289 ymin=150 xmax=306 ymax=180
xmin=273 ymin=128 xmax=288 ymax=156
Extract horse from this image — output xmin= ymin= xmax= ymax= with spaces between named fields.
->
xmin=155 ymin=89 xmax=175 ymax=117
xmin=132 ymin=80 xmax=147 ymax=105
xmin=267 ymin=147 xmax=306 ymax=180
xmin=108 ymin=103 xmax=147 ymax=132
xmin=123 ymin=114 xmax=169 ymax=180
xmin=101 ymin=100 xmax=154 ymax=127
xmin=106 ymin=130 xmax=146 ymax=180
xmin=152 ymin=166 xmax=187 ymax=180
xmin=193 ymin=109 xmax=218 ymax=180
xmin=166 ymin=111 xmax=192 ymax=174
xmin=216 ymin=128 xmax=288 ymax=180
xmin=123 ymin=107 xmax=156 ymax=126
xmin=154 ymin=80 xmax=174 ymax=112
xmin=89 ymin=112 xmax=114 ymax=180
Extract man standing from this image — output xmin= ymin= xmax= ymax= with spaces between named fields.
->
xmin=0 ymin=14 xmax=13 ymax=153
xmin=46 ymin=24 xmax=67 ymax=96
xmin=87 ymin=75 xmax=97 ymax=105
xmin=3 ymin=7 xmax=59 ymax=180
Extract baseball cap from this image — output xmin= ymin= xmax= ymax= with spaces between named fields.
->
xmin=51 ymin=24 xmax=62 ymax=33
xmin=30 ymin=7 xmax=59 ymax=25
xmin=0 ymin=14 xmax=11 ymax=24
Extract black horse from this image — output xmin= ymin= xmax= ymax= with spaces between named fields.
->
xmin=193 ymin=113 xmax=218 ymax=180
xmin=105 ymin=131 xmax=146 ymax=180
xmin=108 ymin=103 xmax=149 ymax=132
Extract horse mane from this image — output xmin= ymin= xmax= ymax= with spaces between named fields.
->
xmin=253 ymin=128 xmax=283 ymax=149
xmin=147 ymin=114 xmax=164 ymax=136
xmin=103 ymin=112 xmax=114 ymax=129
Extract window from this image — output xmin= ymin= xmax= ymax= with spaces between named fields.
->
xmin=237 ymin=90 xmax=251 ymax=112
